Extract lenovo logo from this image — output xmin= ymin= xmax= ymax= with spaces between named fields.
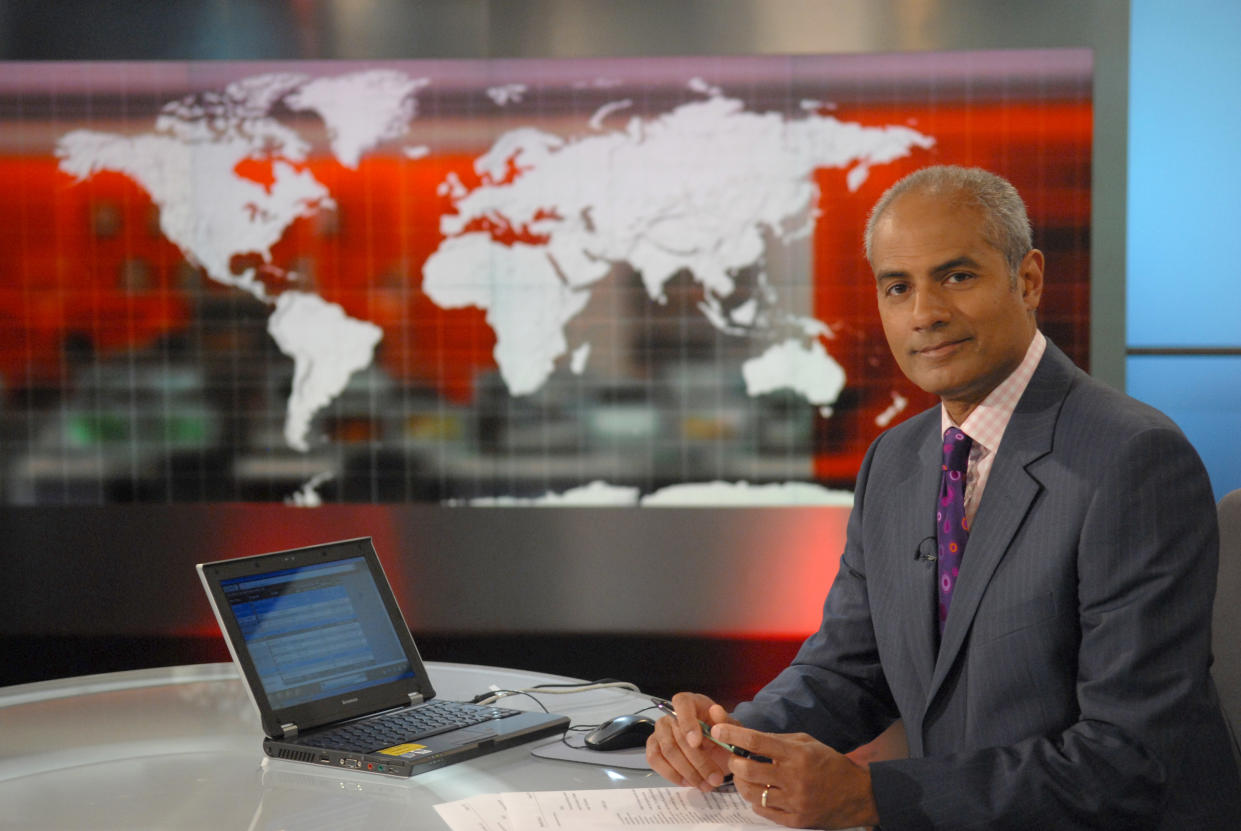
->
xmin=341 ymin=697 xmax=359 ymax=705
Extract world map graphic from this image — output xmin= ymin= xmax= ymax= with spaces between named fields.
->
xmin=49 ymin=67 xmax=935 ymax=505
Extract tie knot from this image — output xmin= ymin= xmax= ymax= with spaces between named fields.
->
xmin=942 ymin=428 xmax=972 ymax=474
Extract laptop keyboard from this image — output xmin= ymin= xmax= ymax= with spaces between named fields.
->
xmin=304 ymin=699 xmax=522 ymax=751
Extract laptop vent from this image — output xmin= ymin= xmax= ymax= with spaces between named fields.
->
xmin=275 ymin=748 xmax=318 ymax=764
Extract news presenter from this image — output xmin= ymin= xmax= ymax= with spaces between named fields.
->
xmin=646 ymin=166 xmax=1241 ymax=829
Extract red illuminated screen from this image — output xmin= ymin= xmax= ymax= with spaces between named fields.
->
xmin=0 ymin=51 xmax=1090 ymax=504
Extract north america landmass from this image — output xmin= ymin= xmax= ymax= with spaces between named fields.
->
xmin=54 ymin=68 xmax=933 ymax=505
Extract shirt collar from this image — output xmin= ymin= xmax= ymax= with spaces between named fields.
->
xmin=940 ymin=329 xmax=1046 ymax=455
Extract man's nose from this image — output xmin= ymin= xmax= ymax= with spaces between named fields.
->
xmin=910 ymin=285 xmax=949 ymax=329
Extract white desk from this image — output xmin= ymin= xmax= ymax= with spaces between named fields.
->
xmin=0 ymin=662 xmax=666 ymax=829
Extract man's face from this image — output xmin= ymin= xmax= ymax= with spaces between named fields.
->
xmin=870 ymin=189 xmax=1044 ymax=423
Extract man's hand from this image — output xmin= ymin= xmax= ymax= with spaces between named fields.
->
xmin=712 ymin=723 xmax=880 ymax=830
xmin=645 ymin=692 xmax=738 ymax=791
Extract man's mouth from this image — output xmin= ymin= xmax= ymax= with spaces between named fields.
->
xmin=915 ymin=338 xmax=968 ymax=358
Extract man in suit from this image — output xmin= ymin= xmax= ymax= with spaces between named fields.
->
xmin=647 ymin=165 xmax=1241 ymax=829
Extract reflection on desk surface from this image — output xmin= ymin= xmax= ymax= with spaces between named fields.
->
xmin=0 ymin=662 xmax=666 ymax=830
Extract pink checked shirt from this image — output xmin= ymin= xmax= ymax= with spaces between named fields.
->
xmin=941 ymin=329 xmax=1047 ymax=525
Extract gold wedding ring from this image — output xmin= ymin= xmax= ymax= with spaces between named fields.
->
xmin=761 ymin=786 xmax=771 ymax=808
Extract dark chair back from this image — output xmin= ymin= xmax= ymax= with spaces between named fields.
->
xmin=1215 ymin=489 xmax=1241 ymax=769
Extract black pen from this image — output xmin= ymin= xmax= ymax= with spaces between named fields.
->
xmin=651 ymin=698 xmax=772 ymax=763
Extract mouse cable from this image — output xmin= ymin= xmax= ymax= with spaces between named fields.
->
xmin=528 ymin=677 xmax=632 ymax=689
xmin=470 ymin=680 xmax=641 ymax=706
xmin=471 ymin=689 xmax=551 ymax=712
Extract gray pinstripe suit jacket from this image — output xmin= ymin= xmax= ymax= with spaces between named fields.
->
xmin=734 ymin=340 xmax=1241 ymax=829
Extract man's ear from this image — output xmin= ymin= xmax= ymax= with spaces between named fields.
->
xmin=1019 ymin=249 xmax=1045 ymax=311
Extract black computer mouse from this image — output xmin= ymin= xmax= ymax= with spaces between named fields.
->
xmin=584 ymin=714 xmax=656 ymax=751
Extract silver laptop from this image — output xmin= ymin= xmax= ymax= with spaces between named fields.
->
xmin=197 ymin=537 xmax=568 ymax=777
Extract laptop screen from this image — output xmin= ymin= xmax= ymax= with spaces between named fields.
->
xmin=218 ymin=555 xmax=416 ymax=709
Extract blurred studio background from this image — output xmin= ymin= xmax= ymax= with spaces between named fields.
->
xmin=1 ymin=0 xmax=1238 ymax=708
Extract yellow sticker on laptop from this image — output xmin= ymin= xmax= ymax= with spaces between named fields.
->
xmin=379 ymin=743 xmax=432 ymax=757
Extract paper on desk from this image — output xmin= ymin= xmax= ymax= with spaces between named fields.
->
xmin=433 ymin=792 xmax=511 ymax=831
xmin=434 ymin=787 xmax=783 ymax=831
xmin=507 ymin=788 xmax=783 ymax=829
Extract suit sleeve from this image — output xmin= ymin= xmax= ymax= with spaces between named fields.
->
xmin=869 ymin=422 xmax=1230 ymax=830
xmin=732 ymin=434 xmax=901 ymax=751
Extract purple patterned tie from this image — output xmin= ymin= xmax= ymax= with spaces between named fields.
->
xmin=937 ymin=427 xmax=973 ymax=631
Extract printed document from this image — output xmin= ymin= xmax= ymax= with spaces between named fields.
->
xmin=435 ymin=787 xmax=786 ymax=830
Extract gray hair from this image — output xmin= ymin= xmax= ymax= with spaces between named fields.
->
xmin=863 ymin=165 xmax=1033 ymax=276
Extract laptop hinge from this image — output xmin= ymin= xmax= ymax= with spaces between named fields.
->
xmin=281 ymin=723 xmax=298 ymax=739
xmin=408 ymin=693 xmax=424 ymax=707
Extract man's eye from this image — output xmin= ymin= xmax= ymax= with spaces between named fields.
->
xmin=884 ymin=283 xmax=909 ymax=297
xmin=946 ymin=271 xmax=974 ymax=284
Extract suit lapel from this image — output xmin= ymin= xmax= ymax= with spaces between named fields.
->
xmin=903 ymin=427 xmax=944 ymax=699
xmin=925 ymin=343 xmax=1073 ymax=706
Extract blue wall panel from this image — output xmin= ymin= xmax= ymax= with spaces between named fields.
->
xmin=1128 ymin=0 xmax=1241 ymax=499
xmin=1128 ymin=0 xmax=1241 ymax=347
xmin=1127 ymin=356 xmax=1241 ymax=499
